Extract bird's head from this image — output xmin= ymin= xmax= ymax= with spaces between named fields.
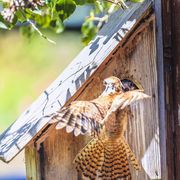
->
xmin=103 ymin=76 xmax=122 ymax=94
xmin=121 ymin=78 xmax=143 ymax=91
xmin=102 ymin=76 xmax=144 ymax=95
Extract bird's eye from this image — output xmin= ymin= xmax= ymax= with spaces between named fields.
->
xmin=111 ymin=83 xmax=115 ymax=87
xmin=129 ymin=82 xmax=133 ymax=87
xmin=103 ymin=80 xmax=107 ymax=85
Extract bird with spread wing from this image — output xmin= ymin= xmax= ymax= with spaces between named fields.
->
xmin=49 ymin=76 xmax=150 ymax=180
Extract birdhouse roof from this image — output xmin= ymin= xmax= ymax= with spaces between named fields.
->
xmin=0 ymin=0 xmax=152 ymax=163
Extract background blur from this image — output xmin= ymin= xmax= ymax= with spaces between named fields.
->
xmin=0 ymin=6 xmax=90 ymax=179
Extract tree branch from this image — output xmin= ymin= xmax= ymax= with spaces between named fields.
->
xmin=19 ymin=9 xmax=56 ymax=44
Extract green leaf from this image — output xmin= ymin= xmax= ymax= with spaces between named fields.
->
xmin=94 ymin=1 xmax=104 ymax=13
xmin=81 ymin=19 xmax=98 ymax=45
xmin=131 ymin=0 xmax=144 ymax=2
xmin=33 ymin=13 xmax=52 ymax=28
xmin=56 ymin=0 xmax=76 ymax=21
xmin=74 ymin=0 xmax=95 ymax=5
xmin=0 ymin=22 xmax=8 ymax=29
xmin=20 ymin=25 xmax=35 ymax=38
xmin=50 ymin=19 xmax=64 ymax=33
xmin=0 ymin=14 xmax=16 ymax=29
xmin=15 ymin=10 xmax=27 ymax=23
xmin=74 ymin=0 xmax=86 ymax=5
xmin=31 ymin=10 xmax=43 ymax=16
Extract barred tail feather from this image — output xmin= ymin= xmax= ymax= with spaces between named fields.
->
xmin=74 ymin=138 xmax=104 ymax=178
xmin=74 ymin=137 xmax=140 ymax=179
xmin=122 ymin=138 xmax=141 ymax=171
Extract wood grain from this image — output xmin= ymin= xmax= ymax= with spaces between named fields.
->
xmin=171 ymin=0 xmax=180 ymax=179
xmin=28 ymin=15 xmax=161 ymax=180
xmin=25 ymin=144 xmax=40 ymax=180
xmin=154 ymin=0 xmax=168 ymax=179
xmin=0 ymin=0 xmax=152 ymax=163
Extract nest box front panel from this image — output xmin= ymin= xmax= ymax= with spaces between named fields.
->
xmin=25 ymin=15 xmax=160 ymax=180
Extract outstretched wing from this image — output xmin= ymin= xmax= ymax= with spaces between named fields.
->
xmin=113 ymin=90 xmax=150 ymax=110
xmin=49 ymin=101 xmax=107 ymax=136
xmin=103 ymin=90 xmax=150 ymax=123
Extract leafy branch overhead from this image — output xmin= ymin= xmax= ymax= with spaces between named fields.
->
xmin=0 ymin=0 xmax=143 ymax=43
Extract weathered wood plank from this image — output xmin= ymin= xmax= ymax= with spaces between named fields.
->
xmin=25 ymin=144 xmax=40 ymax=180
xmin=38 ymin=15 xmax=161 ymax=180
xmin=171 ymin=0 xmax=180 ymax=179
xmin=124 ymin=19 xmax=161 ymax=179
xmin=0 ymin=0 xmax=153 ymax=163
xmin=39 ymin=129 xmax=85 ymax=180
xmin=154 ymin=0 xmax=168 ymax=179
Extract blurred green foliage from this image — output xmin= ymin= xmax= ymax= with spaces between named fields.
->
xmin=0 ymin=30 xmax=82 ymax=132
xmin=0 ymin=0 xmax=144 ymax=44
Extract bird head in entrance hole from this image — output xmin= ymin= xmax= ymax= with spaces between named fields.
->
xmin=103 ymin=76 xmax=144 ymax=93
xmin=121 ymin=78 xmax=144 ymax=92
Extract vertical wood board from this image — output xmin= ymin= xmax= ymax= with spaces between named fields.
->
xmin=36 ymin=16 xmax=161 ymax=180
xmin=25 ymin=144 xmax=40 ymax=180
xmin=171 ymin=0 xmax=180 ymax=179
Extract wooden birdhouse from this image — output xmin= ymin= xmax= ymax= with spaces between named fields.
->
xmin=1 ymin=0 xmax=179 ymax=179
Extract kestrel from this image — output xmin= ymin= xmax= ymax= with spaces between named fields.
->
xmin=49 ymin=76 xmax=150 ymax=179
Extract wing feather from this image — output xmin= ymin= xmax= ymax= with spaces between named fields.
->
xmin=49 ymin=90 xmax=150 ymax=135
xmin=49 ymin=101 xmax=106 ymax=136
xmin=103 ymin=90 xmax=150 ymax=123
xmin=112 ymin=90 xmax=150 ymax=111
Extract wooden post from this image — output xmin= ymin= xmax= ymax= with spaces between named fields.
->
xmin=154 ymin=0 xmax=168 ymax=179
xmin=171 ymin=0 xmax=180 ymax=179
xmin=161 ymin=1 xmax=175 ymax=178
xmin=156 ymin=0 xmax=180 ymax=179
